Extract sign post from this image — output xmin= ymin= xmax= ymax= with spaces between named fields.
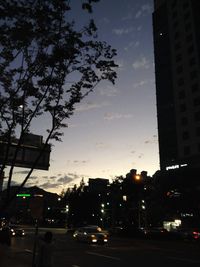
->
xmin=30 ymin=195 xmax=44 ymax=267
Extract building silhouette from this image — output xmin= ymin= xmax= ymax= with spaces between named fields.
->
xmin=153 ymin=0 xmax=200 ymax=171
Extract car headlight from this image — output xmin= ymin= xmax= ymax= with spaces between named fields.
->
xmin=91 ymin=235 xmax=97 ymax=242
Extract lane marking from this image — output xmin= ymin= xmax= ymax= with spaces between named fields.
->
xmin=167 ymin=256 xmax=200 ymax=263
xmin=86 ymin=251 xmax=120 ymax=261
xmin=72 ymin=265 xmax=80 ymax=267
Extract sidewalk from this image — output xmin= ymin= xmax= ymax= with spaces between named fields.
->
xmin=3 ymin=246 xmax=32 ymax=267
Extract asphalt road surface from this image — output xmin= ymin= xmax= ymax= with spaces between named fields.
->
xmin=10 ymin=227 xmax=200 ymax=267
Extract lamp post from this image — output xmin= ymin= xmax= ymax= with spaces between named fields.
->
xmin=101 ymin=203 xmax=105 ymax=228
xmin=133 ymin=173 xmax=143 ymax=228
xmin=66 ymin=205 xmax=69 ymax=227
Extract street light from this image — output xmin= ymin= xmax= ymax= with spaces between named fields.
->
xmin=134 ymin=174 xmax=141 ymax=181
xmin=100 ymin=203 xmax=105 ymax=227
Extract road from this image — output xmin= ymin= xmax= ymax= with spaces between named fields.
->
xmin=9 ymin=227 xmax=200 ymax=267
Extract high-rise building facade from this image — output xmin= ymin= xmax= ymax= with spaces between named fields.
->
xmin=153 ymin=0 xmax=200 ymax=171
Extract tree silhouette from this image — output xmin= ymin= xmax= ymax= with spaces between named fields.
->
xmin=0 ymin=0 xmax=117 ymax=212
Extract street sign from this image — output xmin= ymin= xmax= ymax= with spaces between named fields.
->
xmin=16 ymin=194 xmax=31 ymax=197
xmin=0 ymin=134 xmax=51 ymax=170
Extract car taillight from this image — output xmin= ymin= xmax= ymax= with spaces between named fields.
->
xmin=193 ymin=231 xmax=199 ymax=235
xmin=193 ymin=231 xmax=200 ymax=239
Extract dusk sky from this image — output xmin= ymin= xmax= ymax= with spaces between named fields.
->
xmin=8 ymin=0 xmax=160 ymax=194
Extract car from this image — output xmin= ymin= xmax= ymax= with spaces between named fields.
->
xmin=13 ymin=227 xmax=26 ymax=237
xmin=176 ymin=228 xmax=200 ymax=241
xmin=144 ymin=227 xmax=169 ymax=239
xmin=0 ymin=226 xmax=16 ymax=237
xmin=108 ymin=226 xmax=124 ymax=236
xmin=9 ymin=225 xmax=26 ymax=237
xmin=73 ymin=226 xmax=108 ymax=244
xmin=119 ymin=226 xmax=148 ymax=238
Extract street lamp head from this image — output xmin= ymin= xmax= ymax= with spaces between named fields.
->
xmin=135 ymin=174 xmax=141 ymax=181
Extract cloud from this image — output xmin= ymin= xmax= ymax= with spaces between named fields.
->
xmin=75 ymin=101 xmax=109 ymax=112
xmin=112 ymin=27 xmax=133 ymax=36
xmin=14 ymin=170 xmax=29 ymax=175
xmin=39 ymin=182 xmax=59 ymax=190
xmin=25 ymin=180 xmax=39 ymax=187
xmin=115 ymin=60 xmax=125 ymax=70
xmin=133 ymin=80 xmax=148 ymax=88
xmin=99 ymin=17 xmax=110 ymax=24
xmin=144 ymin=135 xmax=158 ymax=144
xmin=98 ymin=85 xmax=118 ymax=97
xmin=29 ymin=176 xmax=38 ymax=180
xmin=138 ymin=153 xmax=144 ymax=159
xmin=132 ymin=56 xmax=150 ymax=70
xmin=137 ymin=25 xmax=142 ymax=31
xmin=135 ymin=4 xmax=152 ymax=19
xmin=95 ymin=142 xmax=110 ymax=149
xmin=68 ymin=123 xmax=79 ymax=128
xmin=124 ymin=41 xmax=140 ymax=51
xmin=104 ymin=112 xmax=133 ymax=120
xmin=57 ymin=175 xmax=74 ymax=184
xmin=49 ymin=176 xmax=57 ymax=179
xmin=122 ymin=13 xmax=133 ymax=21
xmin=135 ymin=10 xmax=142 ymax=19
xmin=73 ymin=160 xmax=88 ymax=164
xmin=133 ymin=79 xmax=155 ymax=89
xmin=67 ymin=160 xmax=89 ymax=165
xmin=38 ymin=173 xmax=81 ymax=190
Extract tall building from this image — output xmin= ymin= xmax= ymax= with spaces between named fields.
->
xmin=153 ymin=0 xmax=200 ymax=171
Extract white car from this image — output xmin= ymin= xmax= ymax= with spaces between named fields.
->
xmin=73 ymin=226 xmax=108 ymax=244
